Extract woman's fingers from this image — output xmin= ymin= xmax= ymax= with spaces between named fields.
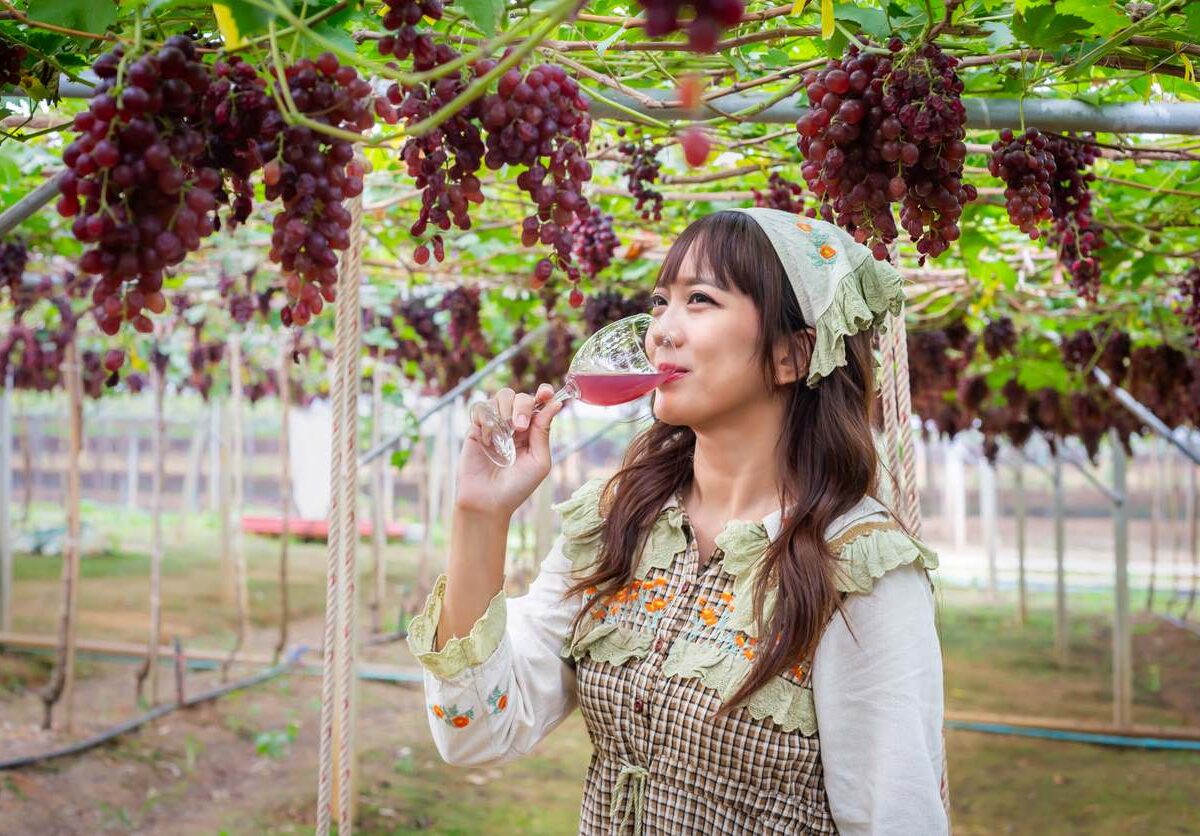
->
xmin=511 ymin=392 xmax=534 ymax=430
xmin=493 ymin=387 xmax=515 ymax=423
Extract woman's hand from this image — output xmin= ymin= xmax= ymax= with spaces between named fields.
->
xmin=455 ymin=383 xmax=566 ymax=518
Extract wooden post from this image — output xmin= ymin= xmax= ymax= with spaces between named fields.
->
xmin=275 ymin=345 xmax=292 ymax=664
xmin=136 ymin=356 xmax=166 ymax=704
xmin=1146 ymin=440 xmax=1162 ymax=611
xmin=1014 ymin=461 xmax=1028 ymax=626
xmin=222 ymin=336 xmax=249 ymax=680
xmin=945 ymin=438 xmax=966 ymax=551
xmin=1166 ymin=449 xmax=1181 ymax=606
xmin=39 ymin=338 xmax=83 ymax=731
xmin=178 ymin=412 xmax=208 ymax=542
xmin=218 ymin=399 xmax=234 ymax=607
xmin=19 ymin=407 xmax=33 ymax=522
xmin=369 ymin=366 xmax=387 ymax=635
xmin=1053 ymin=450 xmax=1068 ymax=666
xmin=207 ymin=398 xmax=221 ymax=512
xmin=1111 ymin=430 xmax=1132 ymax=729
xmin=124 ymin=432 xmax=139 ymax=510
xmin=1184 ymin=461 xmax=1198 ymax=621
xmin=980 ymin=457 xmax=999 ymax=600
xmin=0 ymin=369 xmax=12 ymax=632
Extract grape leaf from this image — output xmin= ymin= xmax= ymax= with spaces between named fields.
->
xmin=833 ymin=3 xmax=890 ymax=40
xmin=458 ymin=0 xmax=503 ymax=38
xmin=1054 ymin=0 xmax=1126 ymax=37
xmin=983 ymin=22 xmax=1015 ymax=51
xmin=33 ymin=0 xmax=117 ymax=35
xmin=1012 ymin=5 xmax=1091 ymax=49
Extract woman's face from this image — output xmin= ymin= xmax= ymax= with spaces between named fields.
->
xmin=646 ymin=243 xmax=792 ymax=429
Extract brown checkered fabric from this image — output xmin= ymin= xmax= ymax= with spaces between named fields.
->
xmin=572 ymin=502 xmax=838 ymax=835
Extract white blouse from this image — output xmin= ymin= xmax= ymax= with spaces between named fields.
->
xmin=407 ymin=502 xmax=949 ymax=835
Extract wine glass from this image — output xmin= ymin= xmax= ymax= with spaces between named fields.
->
xmin=470 ymin=313 xmax=680 ymax=467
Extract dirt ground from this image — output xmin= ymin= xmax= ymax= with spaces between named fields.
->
xmin=2 ymin=513 xmax=1199 ymax=834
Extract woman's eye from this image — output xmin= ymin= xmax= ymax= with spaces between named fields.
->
xmin=649 ymin=294 xmax=667 ymax=308
xmin=688 ymin=292 xmax=713 ymax=304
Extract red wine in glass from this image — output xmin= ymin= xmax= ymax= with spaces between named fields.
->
xmin=570 ymin=370 xmax=684 ymax=406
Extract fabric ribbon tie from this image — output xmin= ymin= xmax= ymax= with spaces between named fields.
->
xmin=612 ymin=760 xmax=649 ymax=833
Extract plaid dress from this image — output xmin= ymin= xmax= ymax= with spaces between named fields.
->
xmin=572 ymin=498 xmax=837 ymax=834
xmin=406 ymin=476 xmax=947 ymax=836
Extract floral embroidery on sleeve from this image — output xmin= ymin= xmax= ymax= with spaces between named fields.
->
xmin=430 ymin=703 xmax=474 ymax=728
xmin=486 ymin=685 xmax=509 ymax=715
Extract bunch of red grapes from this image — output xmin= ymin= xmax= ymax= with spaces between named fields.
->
xmin=0 ymin=39 xmax=26 ymax=89
xmin=483 ymin=63 xmax=594 ymax=288
xmin=0 ymin=240 xmax=27 ymax=295
xmin=569 ymin=208 xmax=621 ymax=283
xmin=186 ymin=326 xmax=225 ymax=400
xmin=637 ymin=0 xmax=744 ymax=53
xmin=1178 ymin=263 xmax=1200 ymax=348
xmin=981 ymin=316 xmax=1017 ymax=359
xmin=265 ymin=54 xmax=373 ymax=327
xmin=202 ymin=56 xmax=283 ymax=228
xmin=795 ymin=39 xmax=974 ymax=262
xmin=617 ymin=129 xmax=665 ymax=222
xmin=1044 ymin=133 xmax=1105 ymax=301
xmin=752 ymin=173 xmax=815 ymax=216
xmin=583 ymin=289 xmax=651 ymax=334
xmin=382 ymin=30 xmax=486 ymax=266
xmin=58 ymin=36 xmax=220 ymax=336
xmin=988 ymin=128 xmax=1055 ymax=239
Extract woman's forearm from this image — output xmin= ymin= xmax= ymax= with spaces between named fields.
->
xmin=435 ymin=504 xmax=511 ymax=651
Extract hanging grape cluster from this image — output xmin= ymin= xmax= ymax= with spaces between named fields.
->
xmin=617 ymin=129 xmax=665 ymax=222
xmin=0 ymin=240 xmax=27 ymax=296
xmin=0 ymin=39 xmax=26 ymax=88
xmin=569 ymin=208 xmax=621 ymax=286
xmin=1044 ymin=133 xmax=1105 ymax=301
xmin=981 ymin=316 xmax=1017 ymax=359
xmin=1178 ymin=263 xmax=1200 ymax=349
xmin=988 ymin=128 xmax=1055 ymax=239
xmin=583 ymin=289 xmax=652 ymax=334
xmin=484 ymin=62 xmax=594 ymax=292
xmin=58 ymin=36 xmax=220 ymax=336
xmin=266 ymin=54 xmax=373 ymax=327
xmin=796 ymin=40 xmax=974 ymax=262
xmin=637 ymin=0 xmax=745 ymax=53
xmin=752 ymin=173 xmax=815 ymax=216
xmin=380 ymin=0 xmax=486 ymax=267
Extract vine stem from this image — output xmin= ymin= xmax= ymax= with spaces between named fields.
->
xmin=403 ymin=0 xmax=583 ymax=138
xmin=266 ymin=20 xmax=404 ymax=146
xmin=0 ymin=0 xmax=122 ymax=43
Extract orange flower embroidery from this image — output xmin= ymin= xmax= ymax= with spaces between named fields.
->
xmin=432 ymin=705 xmax=445 ymax=718
xmin=631 ymin=579 xmax=643 ymax=590
xmin=792 ymin=664 xmax=806 ymax=679
xmin=700 ymin=607 xmax=718 ymax=626
xmin=498 ymin=694 xmax=508 ymax=711
xmin=795 ymin=221 xmax=812 ymax=232
xmin=654 ymin=577 xmax=668 ymax=588
xmin=743 ymin=648 xmax=755 ymax=660
xmin=452 ymin=715 xmax=470 ymax=728
xmin=819 ymin=244 xmax=837 ymax=260
xmin=720 ymin=592 xmax=733 ymax=604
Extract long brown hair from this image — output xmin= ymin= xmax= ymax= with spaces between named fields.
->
xmin=565 ymin=210 xmax=884 ymax=717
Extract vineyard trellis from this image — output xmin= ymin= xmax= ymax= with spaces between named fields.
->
xmin=0 ymin=0 xmax=1198 ymax=831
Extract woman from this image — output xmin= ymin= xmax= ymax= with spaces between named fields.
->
xmin=406 ymin=208 xmax=949 ymax=835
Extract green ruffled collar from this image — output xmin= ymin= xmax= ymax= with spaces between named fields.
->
xmin=554 ymin=478 xmax=894 ymax=638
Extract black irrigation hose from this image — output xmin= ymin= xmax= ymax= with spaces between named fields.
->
xmin=0 ymin=646 xmax=307 ymax=771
